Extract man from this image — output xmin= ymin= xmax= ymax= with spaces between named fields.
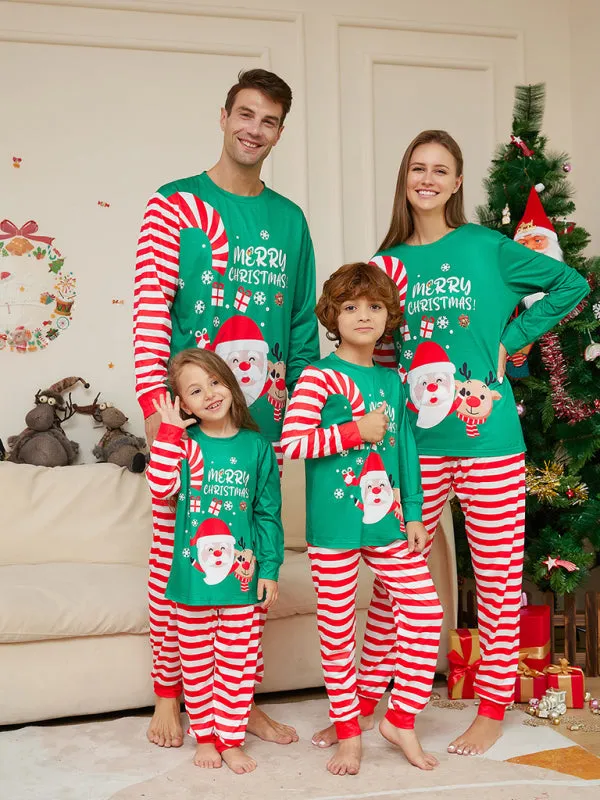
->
xmin=133 ymin=69 xmax=319 ymax=749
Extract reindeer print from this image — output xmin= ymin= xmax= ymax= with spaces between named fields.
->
xmin=454 ymin=363 xmax=501 ymax=438
xmin=266 ymin=342 xmax=287 ymax=421
xmin=233 ymin=538 xmax=256 ymax=592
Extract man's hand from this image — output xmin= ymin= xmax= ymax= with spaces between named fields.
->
xmin=144 ymin=411 xmax=162 ymax=446
xmin=151 ymin=396 xmax=195 ymax=430
xmin=257 ymin=579 xmax=278 ymax=609
xmin=406 ymin=521 xmax=428 ymax=554
xmin=497 ymin=342 xmax=508 ymax=384
xmin=357 ymin=401 xmax=389 ymax=443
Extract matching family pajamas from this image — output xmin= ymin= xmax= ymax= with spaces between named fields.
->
xmin=146 ymin=423 xmax=284 ymax=748
xmin=134 ymin=171 xmax=319 ymax=699
xmin=281 ymin=353 xmax=443 ymax=737
xmin=367 ymin=224 xmax=589 ymax=716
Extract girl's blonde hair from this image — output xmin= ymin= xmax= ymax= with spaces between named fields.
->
xmin=379 ymin=129 xmax=467 ymax=250
xmin=167 ymin=348 xmax=259 ymax=432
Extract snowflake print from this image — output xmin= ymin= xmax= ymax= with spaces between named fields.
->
xmin=260 ymin=230 xmax=270 ymax=240
xmin=437 ymin=316 xmax=449 ymax=329
xmin=178 ymin=278 xmax=185 ymax=289
xmin=224 ymin=501 xmax=233 ymax=511
xmin=254 ymin=291 xmax=266 ymax=306
xmin=356 ymin=457 xmax=364 ymax=465
xmin=593 ymin=302 xmax=600 ymax=320
xmin=178 ymin=492 xmax=185 ymax=502
xmin=195 ymin=300 xmax=205 ymax=314
xmin=380 ymin=388 xmax=385 ymax=397
xmin=191 ymin=519 xmax=199 ymax=527
xmin=340 ymin=450 xmax=349 ymax=458
xmin=230 ymin=457 xmax=237 ymax=464
xmin=213 ymin=316 xmax=220 ymax=328
xmin=441 ymin=263 xmax=451 ymax=272
xmin=404 ymin=349 xmax=414 ymax=361
xmin=182 ymin=548 xmax=190 ymax=558
xmin=201 ymin=270 xmax=212 ymax=285
xmin=334 ymin=488 xmax=344 ymax=499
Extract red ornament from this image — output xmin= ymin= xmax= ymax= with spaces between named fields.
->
xmin=566 ymin=488 xmax=574 ymax=498
xmin=510 ymin=134 xmax=534 ymax=157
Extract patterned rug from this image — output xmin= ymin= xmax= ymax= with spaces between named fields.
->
xmin=1 ymin=697 xmax=599 ymax=800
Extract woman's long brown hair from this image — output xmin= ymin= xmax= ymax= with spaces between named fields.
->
xmin=167 ymin=348 xmax=259 ymax=432
xmin=379 ymin=130 xmax=467 ymax=251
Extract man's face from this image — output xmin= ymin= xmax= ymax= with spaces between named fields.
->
xmin=220 ymin=88 xmax=284 ymax=169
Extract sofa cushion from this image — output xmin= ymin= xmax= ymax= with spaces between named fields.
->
xmin=0 ymin=563 xmax=149 ymax=643
xmin=280 ymin=459 xmax=307 ymax=550
xmin=0 ymin=462 xmax=153 ymax=567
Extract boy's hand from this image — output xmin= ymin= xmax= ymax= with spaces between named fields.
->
xmin=406 ymin=521 xmax=428 ymax=553
xmin=357 ymin=401 xmax=388 ymax=443
xmin=257 ymin=579 xmax=278 ymax=609
xmin=152 ymin=395 xmax=195 ymax=429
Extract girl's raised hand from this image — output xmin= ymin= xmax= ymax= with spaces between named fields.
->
xmin=152 ymin=395 xmax=195 ymax=429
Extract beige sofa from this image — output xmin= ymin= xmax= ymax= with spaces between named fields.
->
xmin=0 ymin=459 xmax=456 ymax=725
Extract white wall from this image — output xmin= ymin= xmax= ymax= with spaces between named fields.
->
xmin=1 ymin=0 xmax=595 ymax=462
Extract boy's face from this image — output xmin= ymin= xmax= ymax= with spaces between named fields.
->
xmin=337 ymin=296 xmax=388 ymax=348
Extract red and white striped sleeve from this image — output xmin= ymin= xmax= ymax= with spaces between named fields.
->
xmin=280 ymin=367 xmax=363 ymax=459
xmin=369 ymin=255 xmax=408 ymax=370
xmin=133 ymin=193 xmax=181 ymax=419
xmin=145 ymin=423 xmax=186 ymax=499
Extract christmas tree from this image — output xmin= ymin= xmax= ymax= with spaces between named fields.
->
xmin=461 ymin=83 xmax=600 ymax=594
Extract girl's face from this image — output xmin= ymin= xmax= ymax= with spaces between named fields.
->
xmin=406 ymin=142 xmax=462 ymax=215
xmin=337 ymin=296 xmax=388 ymax=348
xmin=177 ymin=364 xmax=233 ymax=423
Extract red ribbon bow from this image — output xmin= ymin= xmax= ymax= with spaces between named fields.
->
xmin=0 ymin=219 xmax=54 ymax=246
xmin=447 ymin=629 xmax=482 ymax=696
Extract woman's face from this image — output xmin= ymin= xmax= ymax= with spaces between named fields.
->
xmin=406 ymin=142 xmax=462 ymax=215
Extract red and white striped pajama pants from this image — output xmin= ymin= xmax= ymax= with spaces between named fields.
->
xmin=357 ymin=454 xmax=526 ymax=721
xmin=176 ymin=603 xmax=261 ymax=750
xmin=308 ymin=540 xmax=443 ymax=738
xmin=148 ymin=444 xmax=283 ymax=697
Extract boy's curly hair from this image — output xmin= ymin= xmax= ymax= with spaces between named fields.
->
xmin=315 ymin=262 xmax=403 ymax=342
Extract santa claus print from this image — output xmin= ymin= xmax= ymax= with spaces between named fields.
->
xmin=189 ymin=518 xmax=237 ymax=585
xmin=345 ymin=451 xmax=401 ymax=524
xmin=208 ymin=315 xmax=270 ymax=406
xmin=406 ymin=341 xmax=461 ymax=429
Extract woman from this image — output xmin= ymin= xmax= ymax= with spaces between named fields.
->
xmin=311 ymin=130 xmax=589 ymax=756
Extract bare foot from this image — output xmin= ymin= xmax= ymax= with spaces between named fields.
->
xmin=222 ymin=746 xmax=257 ymax=774
xmin=326 ymin=735 xmax=362 ymax=776
xmin=193 ymin=743 xmax=222 ymax=768
xmin=146 ymin=696 xmax=183 ymax=748
xmin=379 ymin=718 xmax=439 ymax=770
xmin=311 ymin=715 xmax=374 ymax=748
xmin=447 ymin=715 xmax=502 ymax=755
xmin=247 ymin=703 xmax=299 ymax=744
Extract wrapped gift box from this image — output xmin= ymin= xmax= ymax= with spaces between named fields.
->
xmin=514 ymin=661 xmax=546 ymax=703
xmin=519 ymin=603 xmax=551 ymax=671
xmin=545 ymin=659 xmax=585 ymax=708
xmin=447 ymin=628 xmax=481 ymax=699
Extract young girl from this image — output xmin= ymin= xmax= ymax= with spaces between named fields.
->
xmin=324 ymin=130 xmax=588 ymax=758
xmin=146 ymin=348 xmax=284 ymax=774
xmin=281 ymin=262 xmax=444 ymax=776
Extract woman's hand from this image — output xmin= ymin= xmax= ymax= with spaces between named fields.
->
xmin=497 ymin=342 xmax=508 ymax=384
xmin=152 ymin=395 xmax=195 ymax=429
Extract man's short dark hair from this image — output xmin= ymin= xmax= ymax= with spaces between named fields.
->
xmin=224 ymin=69 xmax=292 ymax=125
